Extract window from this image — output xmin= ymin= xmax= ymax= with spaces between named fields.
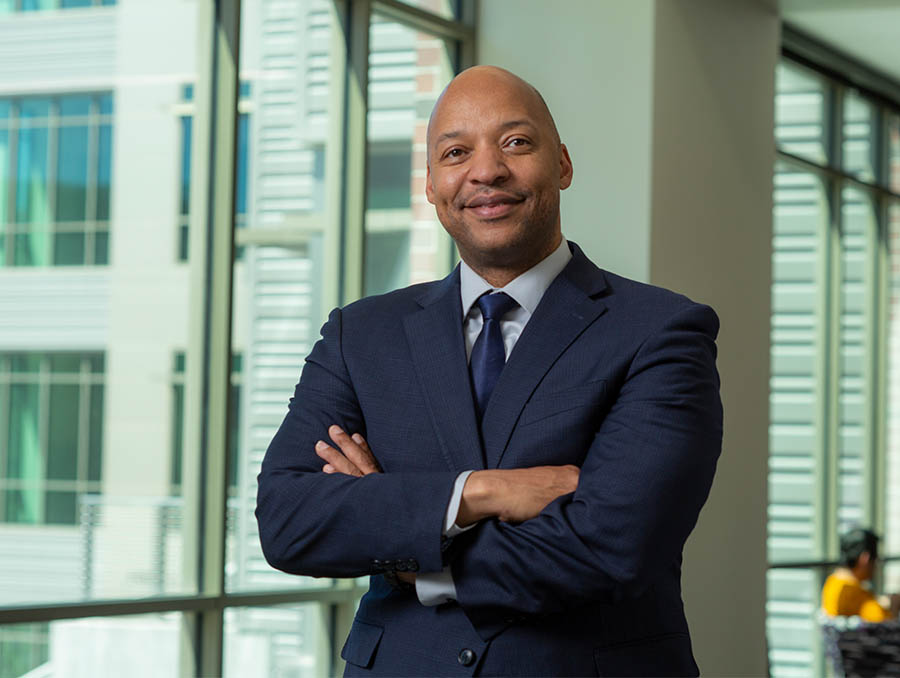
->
xmin=768 ymin=53 xmax=900 ymax=677
xmin=0 ymin=93 xmax=112 ymax=267
xmin=0 ymin=352 xmax=104 ymax=525
xmin=0 ymin=1 xmax=474 ymax=675
xmin=177 ymin=84 xmax=250 ymax=262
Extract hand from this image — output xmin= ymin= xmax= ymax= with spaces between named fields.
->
xmin=315 ymin=425 xmax=381 ymax=476
xmin=457 ymin=465 xmax=580 ymax=526
xmin=396 ymin=571 xmax=416 ymax=586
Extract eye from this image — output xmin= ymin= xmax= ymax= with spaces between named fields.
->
xmin=506 ymin=137 xmax=531 ymax=149
xmin=442 ymin=147 xmax=465 ymax=161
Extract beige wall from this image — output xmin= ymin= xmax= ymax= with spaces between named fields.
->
xmin=478 ymin=0 xmax=776 ymax=674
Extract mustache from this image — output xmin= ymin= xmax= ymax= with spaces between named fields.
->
xmin=456 ymin=188 xmax=529 ymax=209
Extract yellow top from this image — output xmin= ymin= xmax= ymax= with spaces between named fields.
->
xmin=822 ymin=571 xmax=893 ymax=622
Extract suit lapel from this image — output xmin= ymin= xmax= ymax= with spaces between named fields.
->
xmin=403 ymin=268 xmax=485 ymax=472
xmin=482 ymin=246 xmax=609 ymax=468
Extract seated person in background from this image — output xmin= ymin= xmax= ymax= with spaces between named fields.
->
xmin=822 ymin=528 xmax=900 ymax=622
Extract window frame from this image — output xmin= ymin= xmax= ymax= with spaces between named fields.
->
xmin=768 ymin=24 xmax=900 ymax=678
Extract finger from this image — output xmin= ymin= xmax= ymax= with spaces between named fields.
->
xmin=315 ymin=440 xmax=363 ymax=477
xmin=351 ymin=433 xmax=383 ymax=472
xmin=329 ymin=425 xmax=380 ymax=475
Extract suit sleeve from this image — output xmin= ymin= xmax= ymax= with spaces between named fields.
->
xmin=255 ymin=307 xmax=459 ymax=577
xmin=450 ymin=302 xmax=723 ymax=632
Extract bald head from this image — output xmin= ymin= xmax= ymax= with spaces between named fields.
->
xmin=426 ymin=66 xmax=561 ymax=165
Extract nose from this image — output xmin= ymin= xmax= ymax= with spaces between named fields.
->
xmin=467 ymin=146 xmax=510 ymax=186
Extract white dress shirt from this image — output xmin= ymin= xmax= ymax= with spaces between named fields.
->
xmin=415 ymin=237 xmax=573 ymax=605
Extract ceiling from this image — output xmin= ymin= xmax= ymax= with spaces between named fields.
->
xmin=780 ymin=0 xmax=900 ymax=83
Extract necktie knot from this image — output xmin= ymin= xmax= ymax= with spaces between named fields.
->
xmin=477 ymin=292 xmax=518 ymax=322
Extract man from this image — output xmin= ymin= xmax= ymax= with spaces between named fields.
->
xmin=257 ymin=66 xmax=722 ymax=676
xmin=822 ymin=528 xmax=900 ymax=621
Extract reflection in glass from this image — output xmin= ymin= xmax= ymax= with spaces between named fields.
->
xmin=768 ymin=165 xmax=827 ymax=563
xmin=842 ymin=91 xmax=876 ymax=182
xmin=837 ymin=186 xmax=874 ymax=533
xmin=364 ymin=16 xmax=456 ymax=297
xmin=774 ymin=62 xmax=829 ymax=164
xmin=224 ymin=604 xmax=332 ymax=678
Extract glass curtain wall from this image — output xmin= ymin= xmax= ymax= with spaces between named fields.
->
xmin=768 ymin=54 xmax=900 ymax=678
xmin=0 ymin=1 xmax=474 ymax=677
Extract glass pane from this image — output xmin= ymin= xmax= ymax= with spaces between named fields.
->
xmin=0 ymin=0 xmax=196 ymax=606
xmin=0 ymin=129 xmax=8 ymax=228
xmin=7 ymin=384 xmax=41 ymax=482
xmin=889 ymin=113 xmax=900 ymax=194
xmin=766 ymin=567 xmax=822 ymax=678
xmin=45 ymin=490 xmax=77 ymax=524
xmin=59 ymin=95 xmax=92 ymax=117
xmin=88 ymin=383 xmax=103 ymax=482
xmin=47 ymin=384 xmax=79 ymax=481
xmin=393 ymin=0 xmax=456 ymax=20
xmin=94 ymin=229 xmax=108 ymax=264
xmin=364 ymin=17 xmax=456 ymax=296
xmin=841 ymin=91 xmax=876 ymax=182
xmin=224 ymin=604 xmax=334 ymax=678
xmin=96 ymin=123 xmax=112 ymax=222
xmin=54 ymin=231 xmax=86 ymax=265
xmin=50 ymin=353 xmax=82 ymax=372
xmin=179 ymin=116 xmax=191 ymax=216
xmin=15 ymin=126 xmax=50 ymax=266
xmin=227 ymin=0 xmax=337 ymax=593
xmin=62 ymin=0 xmax=93 ymax=7
xmin=19 ymin=98 xmax=50 ymax=119
xmin=775 ymin=62 xmax=829 ymax=164
xmin=0 ymin=614 xmax=185 ymax=678
xmin=768 ymin=165 xmax=827 ymax=563
xmin=885 ymin=201 xmax=900 ymax=563
xmin=56 ymin=125 xmax=89 ymax=221
xmin=837 ymin=186 xmax=874 ymax=534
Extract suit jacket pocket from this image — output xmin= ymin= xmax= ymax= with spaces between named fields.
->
xmin=520 ymin=380 xmax=606 ymax=426
xmin=341 ymin=618 xmax=384 ymax=669
xmin=593 ymin=632 xmax=698 ymax=677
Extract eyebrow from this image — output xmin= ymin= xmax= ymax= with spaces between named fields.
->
xmin=432 ymin=119 xmax=539 ymax=148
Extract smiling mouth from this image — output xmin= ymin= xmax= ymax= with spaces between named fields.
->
xmin=463 ymin=193 xmax=525 ymax=219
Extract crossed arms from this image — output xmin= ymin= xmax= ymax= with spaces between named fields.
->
xmin=256 ymin=301 xmax=722 ymax=631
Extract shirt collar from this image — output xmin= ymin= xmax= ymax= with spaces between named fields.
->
xmin=459 ymin=237 xmax=572 ymax=319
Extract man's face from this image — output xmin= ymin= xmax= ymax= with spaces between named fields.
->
xmin=425 ymin=70 xmax=573 ymax=273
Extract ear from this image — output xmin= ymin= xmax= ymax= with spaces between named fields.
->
xmin=425 ymin=162 xmax=436 ymax=205
xmin=559 ymin=143 xmax=573 ymax=190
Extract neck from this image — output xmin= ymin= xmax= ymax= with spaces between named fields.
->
xmin=463 ymin=233 xmax=562 ymax=288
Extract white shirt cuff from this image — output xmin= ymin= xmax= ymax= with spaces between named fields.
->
xmin=444 ymin=470 xmax=477 ymax=537
xmin=415 ymin=566 xmax=458 ymax=606
xmin=415 ymin=471 xmax=477 ymax=606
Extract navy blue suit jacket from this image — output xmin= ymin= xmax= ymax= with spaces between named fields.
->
xmin=256 ymin=242 xmax=722 ymax=676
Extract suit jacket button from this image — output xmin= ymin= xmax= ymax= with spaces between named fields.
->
xmin=458 ymin=648 xmax=476 ymax=666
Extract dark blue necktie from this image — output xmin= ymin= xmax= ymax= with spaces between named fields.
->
xmin=470 ymin=292 xmax=519 ymax=419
